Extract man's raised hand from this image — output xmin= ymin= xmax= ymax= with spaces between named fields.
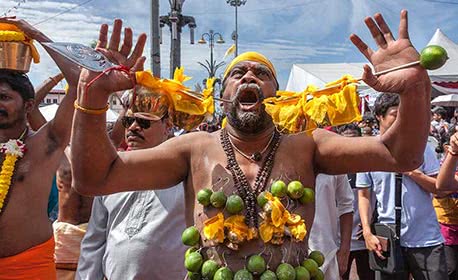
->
xmin=350 ymin=10 xmax=429 ymax=94
xmin=79 ymin=19 xmax=147 ymax=97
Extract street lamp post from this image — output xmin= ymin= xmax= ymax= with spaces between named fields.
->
xmin=198 ymin=30 xmax=225 ymax=84
xmin=160 ymin=0 xmax=197 ymax=78
xmin=226 ymin=0 xmax=247 ymax=56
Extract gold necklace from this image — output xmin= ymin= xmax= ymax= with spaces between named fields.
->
xmin=226 ymin=130 xmax=276 ymax=162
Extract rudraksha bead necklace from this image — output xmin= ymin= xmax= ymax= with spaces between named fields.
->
xmin=220 ymin=128 xmax=281 ymax=229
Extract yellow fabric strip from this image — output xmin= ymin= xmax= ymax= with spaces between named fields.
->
xmin=135 ymin=67 xmax=215 ymax=130
xmin=264 ymin=75 xmax=362 ymax=134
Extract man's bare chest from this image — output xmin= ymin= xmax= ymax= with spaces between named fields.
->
xmin=189 ymin=148 xmax=315 ymax=193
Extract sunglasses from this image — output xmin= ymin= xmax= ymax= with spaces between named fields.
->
xmin=121 ymin=116 xmax=158 ymax=129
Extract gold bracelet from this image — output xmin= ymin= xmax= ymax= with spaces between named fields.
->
xmin=74 ymin=100 xmax=109 ymax=115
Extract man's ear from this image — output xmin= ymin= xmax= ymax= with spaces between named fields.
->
xmin=24 ymin=99 xmax=35 ymax=114
xmin=164 ymin=118 xmax=173 ymax=136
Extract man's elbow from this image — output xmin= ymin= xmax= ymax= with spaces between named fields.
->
xmin=395 ymin=156 xmax=423 ymax=172
xmin=436 ymin=181 xmax=458 ymax=192
xmin=72 ymin=180 xmax=101 ymax=197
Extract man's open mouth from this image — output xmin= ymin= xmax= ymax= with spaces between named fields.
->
xmin=236 ymin=85 xmax=262 ymax=110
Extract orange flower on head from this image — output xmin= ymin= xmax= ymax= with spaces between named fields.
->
xmin=203 ymin=212 xmax=225 ymax=243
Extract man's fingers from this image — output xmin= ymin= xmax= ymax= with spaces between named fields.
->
xmin=119 ymin=27 xmax=133 ymax=57
xmin=95 ymin=48 xmax=117 ymax=64
xmin=374 ymin=13 xmax=394 ymax=43
xmin=126 ymin=33 xmax=147 ymax=68
xmin=110 ymin=51 xmax=128 ymax=65
xmin=132 ymin=56 xmax=146 ymax=73
xmin=350 ymin=34 xmax=373 ymax=61
xmin=376 ymin=250 xmax=386 ymax=259
xmin=398 ymin=9 xmax=409 ymax=39
xmin=108 ymin=19 xmax=123 ymax=52
xmin=374 ymin=243 xmax=386 ymax=259
xmin=0 ymin=17 xmax=18 ymax=24
xmin=361 ymin=64 xmax=380 ymax=89
xmin=364 ymin=16 xmax=387 ymax=48
xmin=96 ymin=24 xmax=109 ymax=49
xmin=0 ymin=16 xmax=17 ymax=20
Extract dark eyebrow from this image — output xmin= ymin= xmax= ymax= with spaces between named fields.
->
xmin=231 ymin=64 xmax=273 ymax=75
xmin=231 ymin=65 xmax=248 ymax=72
xmin=256 ymin=64 xmax=271 ymax=72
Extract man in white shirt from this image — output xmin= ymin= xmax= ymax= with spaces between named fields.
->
xmin=309 ymin=174 xmax=354 ymax=279
xmin=76 ymin=89 xmax=186 ymax=280
xmin=358 ymin=93 xmax=447 ymax=280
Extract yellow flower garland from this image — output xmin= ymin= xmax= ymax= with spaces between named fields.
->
xmin=0 ymin=30 xmax=26 ymax=41
xmin=0 ymin=139 xmax=26 ymax=214
xmin=0 ymin=23 xmax=40 ymax=63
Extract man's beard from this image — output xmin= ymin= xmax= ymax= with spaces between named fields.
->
xmin=225 ymin=84 xmax=272 ymax=134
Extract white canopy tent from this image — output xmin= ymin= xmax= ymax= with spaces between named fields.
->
xmin=431 ymin=94 xmax=458 ymax=107
xmin=427 ymin=29 xmax=458 ymax=82
xmin=39 ymin=103 xmax=119 ymax=122
xmin=427 ymin=29 xmax=458 ymax=94
xmin=285 ymin=63 xmax=380 ymax=107
xmin=285 ymin=29 xmax=458 ymax=104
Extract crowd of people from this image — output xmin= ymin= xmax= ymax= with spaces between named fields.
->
xmin=0 ymin=9 xmax=457 ymax=280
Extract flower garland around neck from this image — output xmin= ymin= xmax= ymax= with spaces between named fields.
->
xmin=0 ymin=129 xmax=27 ymax=214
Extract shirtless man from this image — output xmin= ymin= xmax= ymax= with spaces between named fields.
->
xmin=0 ymin=18 xmax=81 ymax=279
xmin=53 ymin=148 xmax=94 ymax=279
xmin=72 ymin=11 xmax=431 ymax=273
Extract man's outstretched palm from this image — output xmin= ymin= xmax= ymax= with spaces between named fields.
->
xmin=79 ymin=19 xmax=147 ymax=96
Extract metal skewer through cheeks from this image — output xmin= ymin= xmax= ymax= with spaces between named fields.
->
xmin=183 ymin=60 xmax=421 ymax=104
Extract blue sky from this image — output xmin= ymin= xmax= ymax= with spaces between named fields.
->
xmin=2 ymin=0 xmax=458 ymax=90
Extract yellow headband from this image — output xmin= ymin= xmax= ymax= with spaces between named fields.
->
xmin=223 ymin=51 xmax=277 ymax=80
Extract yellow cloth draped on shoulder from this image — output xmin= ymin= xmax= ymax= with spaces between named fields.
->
xmin=224 ymin=52 xmax=361 ymax=133
xmin=264 ymin=75 xmax=362 ymax=134
xmin=134 ymin=52 xmax=361 ymax=133
xmin=135 ymin=67 xmax=215 ymax=130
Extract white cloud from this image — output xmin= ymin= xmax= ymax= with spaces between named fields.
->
xmin=2 ymin=0 xmax=458 ymax=90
